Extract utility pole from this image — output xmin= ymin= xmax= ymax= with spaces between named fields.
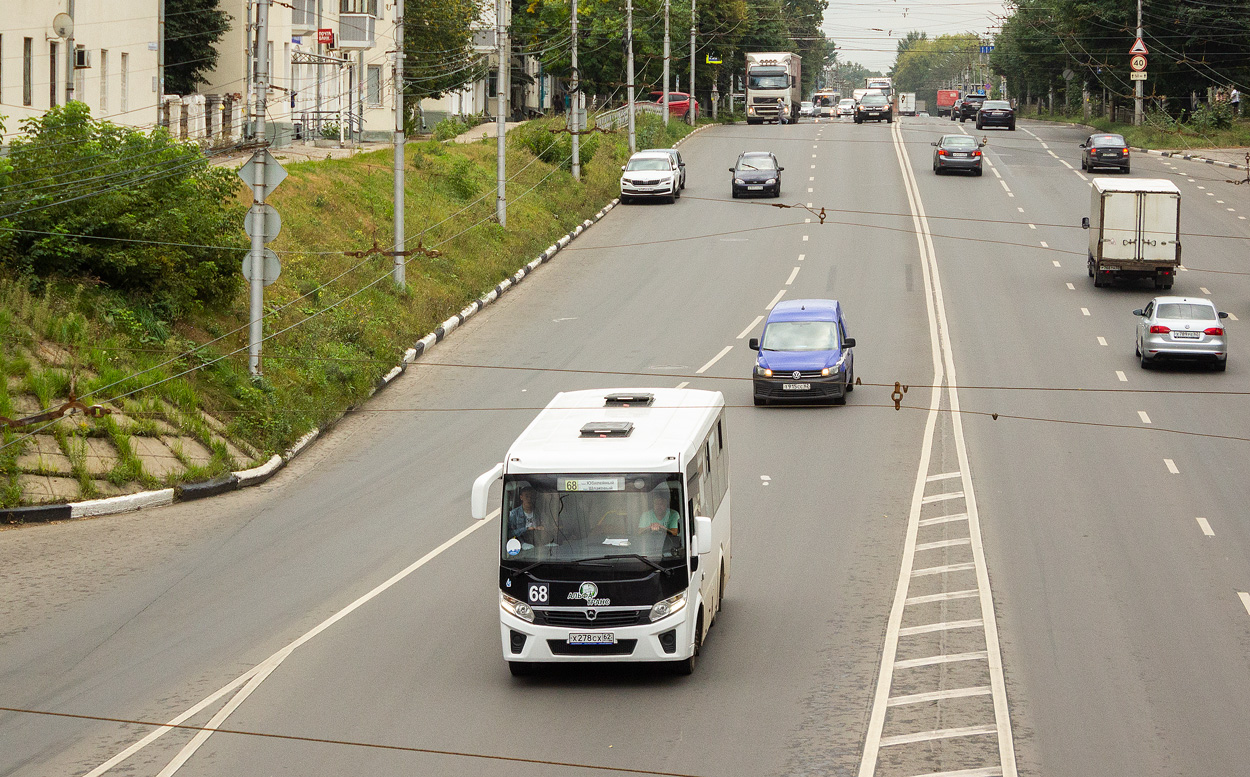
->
xmin=1134 ymin=0 xmax=1143 ymax=126
xmin=496 ymin=0 xmax=509 ymax=221
xmin=393 ymin=0 xmax=406 ymax=284
xmin=247 ymin=0 xmax=271 ymax=376
xmin=626 ymin=0 xmax=636 ymax=153
xmin=571 ymin=0 xmax=580 ymax=181
xmin=157 ymin=0 xmax=165 ymax=103
xmin=662 ymin=0 xmax=670 ymax=125
xmin=689 ymin=0 xmax=696 ymax=125
xmin=66 ymin=0 xmax=76 ymax=103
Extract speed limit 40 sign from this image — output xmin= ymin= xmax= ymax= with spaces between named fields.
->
xmin=1130 ymin=54 xmax=1147 ymax=72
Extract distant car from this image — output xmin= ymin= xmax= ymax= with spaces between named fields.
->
xmin=976 ymin=100 xmax=1015 ymax=130
xmin=648 ymin=91 xmax=699 ymax=120
xmin=800 ymin=101 xmax=816 ymax=117
xmin=730 ymin=151 xmax=783 ymax=198
xmin=932 ymin=134 xmax=984 ymax=175
xmin=642 ymin=147 xmax=686 ymax=189
xmin=1081 ymin=133 xmax=1131 ymax=173
xmin=837 ymin=98 xmax=855 ymax=117
xmin=749 ymin=299 xmax=856 ymax=406
xmin=620 ymin=151 xmax=680 ymax=204
xmin=917 ymin=111 xmax=930 ymax=118
xmin=953 ymin=94 xmax=986 ymax=122
xmin=855 ymin=93 xmax=892 ymax=123
xmin=1133 ymin=297 xmax=1229 ymax=370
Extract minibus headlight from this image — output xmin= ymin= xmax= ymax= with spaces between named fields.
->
xmin=756 ymin=365 xmax=772 ymax=377
xmin=649 ymin=592 xmax=687 ymax=623
xmin=500 ymin=592 xmax=534 ymax=623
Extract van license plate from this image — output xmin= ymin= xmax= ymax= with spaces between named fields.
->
xmin=748 ymin=185 xmax=763 ymax=190
xmin=568 ymin=633 xmax=616 ymax=645
xmin=782 ymin=383 xmax=811 ymax=391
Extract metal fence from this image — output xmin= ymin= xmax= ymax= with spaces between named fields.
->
xmin=594 ymin=101 xmax=664 ymax=130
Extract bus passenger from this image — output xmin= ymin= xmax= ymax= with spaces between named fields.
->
xmin=638 ymin=492 xmax=681 ymax=536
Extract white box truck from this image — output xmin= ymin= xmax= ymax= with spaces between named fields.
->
xmin=1082 ymin=178 xmax=1181 ymax=288
xmin=745 ymin=52 xmax=802 ymax=124
xmin=899 ymin=93 xmax=917 ymax=115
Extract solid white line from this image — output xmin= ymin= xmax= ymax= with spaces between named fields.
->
xmin=921 ymin=491 xmax=965 ymax=504
xmin=1138 ymin=410 xmax=1151 ymax=424
xmin=1195 ymin=517 xmax=1214 ymax=536
xmin=880 ymin=724 xmax=998 ymax=747
xmin=926 ymin=471 xmax=962 ymax=482
xmin=898 ymin=619 xmax=984 ymax=637
xmin=765 ymin=289 xmax=787 ymax=309
xmin=695 ymin=345 xmax=733 ymax=374
xmin=894 ymin=650 xmax=989 ymax=669
xmin=919 ymin=513 xmax=969 ymax=527
xmin=915 ymin=537 xmax=972 ymax=551
xmin=888 ymin=685 xmax=992 ymax=706
xmin=786 ymin=266 xmax=801 ymax=285
xmin=1098 ymin=336 xmax=1108 ymax=346
xmin=910 ymin=768 xmax=1003 ymax=777
xmin=87 ymin=513 xmax=500 ymax=777
xmin=1164 ymin=458 xmax=1179 ymax=474
xmin=906 ymin=589 xmax=979 ymax=605
xmin=1116 ymin=370 xmax=1128 ymax=382
xmin=737 ymin=315 xmax=764 ymax=340
xmin=913 ymin=562 xmax=976 ymax=577
xmin=1238 ymin=592 xmax=1250 ymax=616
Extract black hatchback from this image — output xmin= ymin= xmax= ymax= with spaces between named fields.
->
xmin=976 ymin=100 xmax=1015 ymax=130
xmin=730 ymin=151 xmax=783 ymax=198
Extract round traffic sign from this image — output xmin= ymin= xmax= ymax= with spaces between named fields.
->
xmin=1130 ymin=54 xmax=1147 ymax=72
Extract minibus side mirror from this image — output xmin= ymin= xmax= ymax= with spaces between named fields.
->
xmin=843 ymin=337 xmax=856 ymax=348
xmin=694 ymin=516 xmax=713 ymax=555
xmin=748 ymin=337 xmax=760 ymax=350
xmin=471 ymin=463 xmax=504 ymax=520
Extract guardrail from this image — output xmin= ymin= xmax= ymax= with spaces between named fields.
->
xmin=594 ymin=102 xmax=664 ymax=130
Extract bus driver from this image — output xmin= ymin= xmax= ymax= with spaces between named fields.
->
xmin=507 ymin=486 xmax=544 ymax=544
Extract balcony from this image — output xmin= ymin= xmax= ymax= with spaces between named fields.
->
xmin=338 ymin=14 xmax=375 ymax=49
xmin=291 ymin=0 xmax=315 ymax=34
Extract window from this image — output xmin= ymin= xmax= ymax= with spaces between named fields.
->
xmin=74 ymin=46 xmax=86 ymax=100
xmin=120 ymin=53 xmax=129 ymax=113
xmin=24 ymin=37 xmax=33 ymax=106
xmin=339 ymin=0 xmax=378 ymax=15
xmin=49 ymin=42 xmax=58 ymax=106
xmin=99 ymin=50 xmax=108 ymax=112
xmin=366 ymin=64 xmax=382 ymax=106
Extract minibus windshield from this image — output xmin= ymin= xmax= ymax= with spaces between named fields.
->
xmin=501 ymin=473 xmax=686 ymax=564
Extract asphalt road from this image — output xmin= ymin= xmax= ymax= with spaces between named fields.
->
xmin=1 ymin=114 xmax=1248 ymax=777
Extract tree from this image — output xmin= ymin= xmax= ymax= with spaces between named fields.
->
xmin=164 ymin=0 xmax=231 ymax=95
xmin=406 ymin=0 xmax=483 ymax=104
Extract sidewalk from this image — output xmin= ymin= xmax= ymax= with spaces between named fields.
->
xmin=211 ymin=140 xmax=391 ymax=170
xmin=1153 ymin=146 xmax=1250 ymax=170
xmin=450 ymin=120 xmax=525 ymax=143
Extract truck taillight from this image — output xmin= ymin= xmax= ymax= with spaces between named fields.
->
xmin=1204 ymin=327 xmax=1224 ymax=336
xmin=1149 ymin=325 xmax=1170 ymax=334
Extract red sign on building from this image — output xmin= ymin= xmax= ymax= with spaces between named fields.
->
xmin=317 ymin=29 xmax=335 ymax=46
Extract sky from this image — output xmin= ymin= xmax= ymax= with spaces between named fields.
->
xmin=821 ymin=0 xmax=1012 ymax=74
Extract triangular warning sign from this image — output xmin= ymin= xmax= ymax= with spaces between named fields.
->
xmin=1129 ymin=38 xmax=1148 ymax=55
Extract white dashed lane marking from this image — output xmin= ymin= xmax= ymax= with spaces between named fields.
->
xmin=1164 ymin=458 xmax=1180 ymax=475
xmin=1041 ymin=241 xmax=1049 ymax=248
xmin=1061 ymin=160 xmax=1074 ymax=169
xmin=1196 ymin=517 xmax=1214 ymax=536
xmin=1138 ymin=410 xmax=1151 ymax=424
xmin=798 ymin=253 xmax=806 ymax=261
xmin=1116 ymin=370 xmax=1128 ymax=381
xmin=695 ymin=345 xmax=734 ymax=374
xmin=1239 ymin=592 xmax=1250 ymax=617
xmin=765 ymin=289 xmax=787 ymax=309
xmin=786 ymin=266 xmax=801 ymax=285
xmin=736 ymin=315 xmax=764 ymax=340
xmin=1098 ymin=336 xmax=1108 ymax=346
xmin=1081 ymin=307 xmax=1090 ymax=316
xmin=1201 ymin=287 xmax=1211 ymax=294
xmin=1066 ymin=282 xmax=1075 ymax=289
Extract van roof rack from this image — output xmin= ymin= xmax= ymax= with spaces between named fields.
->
xmin=580 ymin=421 xmax=634 ymax=438
xmin=604 ymin=392 xmax=654 ymax=407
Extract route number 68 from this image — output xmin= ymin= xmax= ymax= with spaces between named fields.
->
xmin=529 ymin=585 xmax=548 ymax=603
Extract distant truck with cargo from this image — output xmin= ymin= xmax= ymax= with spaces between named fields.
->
xmin=745 ymin=52 xmax=802 ymax=124
xmin=1082 ymin=178 xmax=1181 ymax=288
xmin=936 ymin=89 xmax=961 ymax=117
xmin=899 ymin=93 xmax=917 ymax=115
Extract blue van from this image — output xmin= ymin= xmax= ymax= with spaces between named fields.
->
xmin=748 ymin=299 xmax=856 ymax=406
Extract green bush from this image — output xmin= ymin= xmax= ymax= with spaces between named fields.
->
xmin=1187 ymin=100 xmax=1234 ymax=131
xmin=433 ymin=115 xmax=477 ymax=141
xmin=0 ymin=102 xmax=246 ymax=317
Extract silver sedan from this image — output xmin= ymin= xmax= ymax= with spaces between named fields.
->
xmin=1133 ymin=296 xmax=1229 ymax=370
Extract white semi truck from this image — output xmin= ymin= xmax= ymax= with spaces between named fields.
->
xmin=1082 ymin=178 xmax=1182 ymax=288
xmin=745 ymin=52 xmax=802 ymax=124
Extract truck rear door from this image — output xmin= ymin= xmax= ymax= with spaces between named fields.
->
xmin=1100 ymin=190 xmax=1139 ymax=262
xmin=1140 ymin=192 xmax=1181 ymax=263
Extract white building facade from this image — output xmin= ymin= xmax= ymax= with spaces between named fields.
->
xmin=0 ymin=0 xmax=161 ymax=131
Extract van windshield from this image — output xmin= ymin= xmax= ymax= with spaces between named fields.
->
xmin=501 ymin=473 xmax=687 ymax=565
xmin=761 ymin=321 xmax=838 ymax=351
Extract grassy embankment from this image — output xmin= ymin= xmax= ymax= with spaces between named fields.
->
xmin=0 ymin=113 xmax=700 ymax=506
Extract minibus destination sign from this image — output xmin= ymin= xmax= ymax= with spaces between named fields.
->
xmin=560 ymin=477 xmax=626 ymax=492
